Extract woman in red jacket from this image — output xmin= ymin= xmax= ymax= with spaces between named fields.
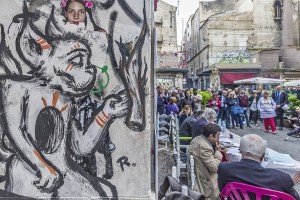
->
xmin=208 ymin=93 xmax=221 ymax=115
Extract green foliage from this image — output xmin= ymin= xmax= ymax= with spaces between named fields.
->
xmin=288 ymin=94 xmax=300 ymax=111
xmin=200 ymin=91 xmax=212 ymax=107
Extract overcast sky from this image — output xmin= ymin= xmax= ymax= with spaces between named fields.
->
xmin=161 ymin=0 xmax=200 ymax=45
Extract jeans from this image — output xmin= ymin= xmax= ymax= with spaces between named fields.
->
xmin=217 ymin=107 xmax=230 ymax=128
xmin=242 ymin=107 xmax=250 ymax=126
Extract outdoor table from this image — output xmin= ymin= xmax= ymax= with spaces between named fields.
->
xmin=219 ymin=130 xmax=300 ymax=193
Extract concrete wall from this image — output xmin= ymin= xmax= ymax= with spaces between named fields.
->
xmin=0 ymin=0 xmax=152 ymax=199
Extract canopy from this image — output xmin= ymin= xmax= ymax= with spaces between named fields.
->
xmin=233 ymin=77 xmax=285 ymax=84
xmin=284 ymin=80 xmax=300 ymax=87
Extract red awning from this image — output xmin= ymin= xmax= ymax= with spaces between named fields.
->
xmin=220 ymin=72 xmax=257 ymax=84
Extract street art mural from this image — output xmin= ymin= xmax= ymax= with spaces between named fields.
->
xmin=0 ymin=0 xmax=151 ymax=199
xmin=217 ymin=49 xmax=250 ymax=63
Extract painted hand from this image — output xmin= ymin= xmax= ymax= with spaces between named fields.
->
xmin=103 ymin=90 xmax=128 ymax=119
xmin=33 ymin=166 xmax=63 ymax=193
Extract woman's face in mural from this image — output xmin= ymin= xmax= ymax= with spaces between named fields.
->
xmin=65 ymin=1 xmax=86 ymax=25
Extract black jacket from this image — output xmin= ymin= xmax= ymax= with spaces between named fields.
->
xmin=248 ymin=95 xmax=260 ymax=107
xmin=218 ymin=159 xmax=299 ymax=200
xmin=272 ymin=90 xmax=288 ymax=107
xmin=219 ymin=95 xmax=229 ymax=108
xmin=180 ymin=97 xmax=195 ymax=111
xmin=179 ymin=115 xmax=198 ymax=145
xmin=191 ymin=117 xmax=208 ymax=138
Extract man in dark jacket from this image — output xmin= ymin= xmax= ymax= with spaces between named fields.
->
xmin=272 ymin=85 xmax=288 ymax=130
xmin=217 ymin=90 xmax=230 ymax=129
xmin=192 ymin=108 xmax=217 ymax=138
xmin=218 ymin=134 xmax=300 ymax=200
xmin=179 ymin=111 xmax=203 ymax=146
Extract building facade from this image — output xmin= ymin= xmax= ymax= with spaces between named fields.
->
xmin=183 ymin=0 xmax=300 ymax=90
xmin=155 ymin=0 xmax=187 ymax=89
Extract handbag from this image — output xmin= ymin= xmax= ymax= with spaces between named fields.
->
xmin=282 ymin=104 xmax=290 ymax=111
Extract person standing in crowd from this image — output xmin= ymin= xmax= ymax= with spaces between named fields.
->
xmin=218 ymin=134 xmax=300 ymax=200
xmin=237 ymin=90 xmax=251 ymax=127
xmin=176 ymin=87 xmax=185 ymax=99
xmin=192 ymin=108 xmax=217 ymax=138
xmin=208 ymin=93 xmax=221 ymax=115
xmin=228 ymin=92 xmax=243 ymax=129
xmin=167 ymin=90 xmax=180 ymax=106
xmin=178 ymin=105 xmax=191 ymax=126
xmin=165 ymin=97 xmax=179 ymax=116
xmin=157 ymin=85 xmax=166 ymax=115
xmin=179 ymin=110 xmax=203 ymax=146
xmin=272 ymin=85 xmax=288 ymax=130
xmin=249 ymin=91 xmax=259 ymax=127
xmin=218 ymin=90 xmax=230 ymax=130
xmin=192 ymin=88 xmax=203 ymax=112
xmin=180 ymin=90 xmax=195 ymax=112
xmin=189 ymin=123 xmax=223 ymax=200
xmin=258 ymin=91 xmax=277 ymax=134
xmin=294 ymin=85 xmax=300 ymax=99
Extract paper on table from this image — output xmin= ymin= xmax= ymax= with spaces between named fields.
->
xmin=226 ymin=148 xmax=241 ymax=157
xmin=268 ymin=149 xmax=297 ymax=165
xmin=272 ymin=161 xmax=295 ymax=167
xmin=219 ymin=138 xmax=232 ymax=143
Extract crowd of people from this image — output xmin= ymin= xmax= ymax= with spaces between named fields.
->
xmin=157 ymin=84 xmax=300 ymax=199
xmin=157 ymin=84 xmax=300 ymax=137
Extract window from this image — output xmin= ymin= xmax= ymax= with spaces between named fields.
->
xmin=274 ymin=0 xmax=282 ymax=19
xmin=170 ymin=11 xmax=173 ymax=28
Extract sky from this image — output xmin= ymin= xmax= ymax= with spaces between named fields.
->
xmin=161 ymin=0 xmax=200 ymax=45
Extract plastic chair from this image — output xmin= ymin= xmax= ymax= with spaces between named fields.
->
xmin=220 ymin=182 xmax=296 ymax=200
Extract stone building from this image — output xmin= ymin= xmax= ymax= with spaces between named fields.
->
xmin=155 ymin=0 xmax=187 ymax=89
xmin=282 ymin=0 xmax=300 ymax=80
xmin=183 ymin=0 xmax=299 ymax=90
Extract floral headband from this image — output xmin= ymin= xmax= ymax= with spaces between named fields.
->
xmin=61 ymin=0 xmax=93 ymax=9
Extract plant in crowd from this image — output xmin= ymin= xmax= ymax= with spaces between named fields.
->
xmin=200 ymin=91 xmax=212 ymax=108
xmin=288 ymin=94 xmax=300 ymax=111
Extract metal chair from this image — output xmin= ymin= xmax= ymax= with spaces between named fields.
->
xmin=220 ymin=182 xmax=296 ymax=200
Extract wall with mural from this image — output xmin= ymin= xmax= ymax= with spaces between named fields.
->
xmin=0 ymin=0 xmax=152 ymax=199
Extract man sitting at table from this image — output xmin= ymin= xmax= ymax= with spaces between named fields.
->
xmin=189 ymin=123 xmax=223 ymax=200
xmin=192 ymin=108 xmax=217 ymax=138
xmin=218 ymin=134 xmax=300 ymax=200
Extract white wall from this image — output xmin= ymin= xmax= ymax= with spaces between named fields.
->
xmin=0 ymin=0 xmax=152 ymax=199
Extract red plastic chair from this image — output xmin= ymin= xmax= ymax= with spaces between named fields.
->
xmin=220 ymin=182 xmax=296 ymax=200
